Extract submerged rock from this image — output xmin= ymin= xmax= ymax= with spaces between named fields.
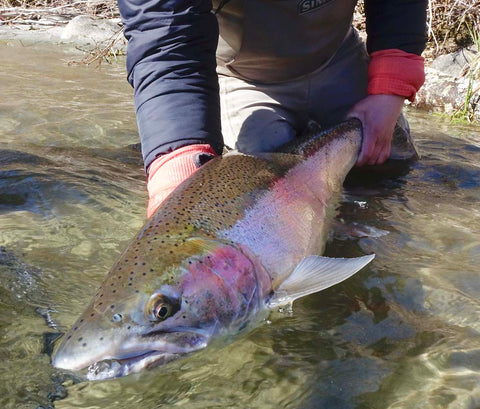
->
xmin=0 ymin=246 xmax=42 ymax=296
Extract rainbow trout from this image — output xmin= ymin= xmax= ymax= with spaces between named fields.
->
xmin=52 ymin=119 xmax=374 ymax=379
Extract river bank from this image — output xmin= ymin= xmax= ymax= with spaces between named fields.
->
xmin=1 ymin=5 xmax=479 ymax=122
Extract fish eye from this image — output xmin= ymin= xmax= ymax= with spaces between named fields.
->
xmin=154 ymin=303 xmax=171 ymax=320
xmin=147 ymin=294 xmax=180 ymax=322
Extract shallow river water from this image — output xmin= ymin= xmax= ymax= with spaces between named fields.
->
xmin=2 ymin=42 xmax=480 ymax=409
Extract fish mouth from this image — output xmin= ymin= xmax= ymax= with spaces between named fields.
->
xmin=84 ymin=350 xmax=184 ymax=380
xmin=52 ymin=331 xmax=210 ymax=380
xmin=54 ymin=330 xmax=211 ymax=381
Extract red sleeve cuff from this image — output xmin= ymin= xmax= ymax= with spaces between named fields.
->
xmin=367 ymin=49 xmax=425 ymax=102
xmin=146 ymin=144 xmax=217 ymax=218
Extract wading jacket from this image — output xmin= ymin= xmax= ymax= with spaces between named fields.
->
xmin=118 ymin=0 xmax=427 ymax=170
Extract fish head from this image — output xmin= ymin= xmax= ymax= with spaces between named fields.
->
xmin=52 ymin=238 xmax=271 ymax=379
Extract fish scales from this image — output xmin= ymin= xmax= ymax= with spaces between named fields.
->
xmin=52 ymin=119 xmax=374 ymax=379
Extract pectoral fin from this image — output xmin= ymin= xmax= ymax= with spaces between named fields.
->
xmin=268 ymin=254 xmax=375 ymax=308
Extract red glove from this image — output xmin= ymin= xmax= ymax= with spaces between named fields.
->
xmin=146 ymin=144 xmax=217 ymax=218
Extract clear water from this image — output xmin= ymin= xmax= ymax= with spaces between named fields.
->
xmin=2 ymin=42 xmax=480 ymax=409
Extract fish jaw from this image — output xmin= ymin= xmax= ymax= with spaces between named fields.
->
xmin=52 ymin=322 xmax=211 ymax=379
xmin=85 ymin=351 xmax=178 ymax=380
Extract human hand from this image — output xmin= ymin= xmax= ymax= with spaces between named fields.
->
xmin=347 ymin=94 xmax=405 ymax=166
xmin=147 ymin=144 xmax=217 ymax=218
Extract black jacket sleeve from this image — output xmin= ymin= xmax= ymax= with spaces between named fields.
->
xmin=364 ymin=0 xmax=427 ymax=56
xmin=118 ymin=0 xmax=223 ymax=171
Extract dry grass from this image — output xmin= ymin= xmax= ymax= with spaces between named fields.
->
xmin=0 ymin=0 xmax=119 ymax=24
xmin=67 ymin=26 xmax=125 ymax=67
xmin=426 ymin=0 xmax=480 ymax=56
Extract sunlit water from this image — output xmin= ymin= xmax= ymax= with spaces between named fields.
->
xmin=1 ymin=42 xmax=480 ymax=409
